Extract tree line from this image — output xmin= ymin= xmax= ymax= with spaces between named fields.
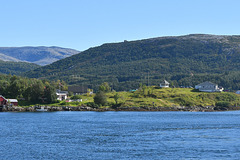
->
xmin=0 ymin=74 xmax=67 ymax=104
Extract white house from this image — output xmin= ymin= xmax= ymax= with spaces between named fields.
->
xmin=236 ymin=90 xmax=240 ymax=94
xmin=160 ymin=80 xmax=170 ymax=88
xmin=56 ymin=89 xmax=68 ymax=101
xmin=195 ymin=81 xmax=223 ymax=92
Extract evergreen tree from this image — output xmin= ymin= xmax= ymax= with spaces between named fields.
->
xmin=94 ymin=92 xmax=107 ymax=106
xmin=113 ymin=93 xmax=121 ymax=104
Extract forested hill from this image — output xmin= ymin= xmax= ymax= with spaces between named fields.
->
xmin=0 ymin=46 xmax=79 ymax=66
xmin=24 ymin=34 xmax=240 ymax=91
xmin=0 ymin=60 xmax=39 ymax=75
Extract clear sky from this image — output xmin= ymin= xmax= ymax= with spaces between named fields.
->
xmin=1 ymin=0 xmax=240 ymax=51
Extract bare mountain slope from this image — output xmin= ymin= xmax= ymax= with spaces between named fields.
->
xmin=0 ymin=46 xmax=80 ymax=65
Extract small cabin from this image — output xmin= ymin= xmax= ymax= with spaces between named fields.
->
xmin=160 ymin=80 xmax=170 ymax=88
xmin=9 ymin=99 xmax=18 ymax=106
xmin=0 ymin=95 xmax=18 ymax=106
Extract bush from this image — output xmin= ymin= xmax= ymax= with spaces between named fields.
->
xmin=216 ymin=93 xmax=237 ymax=102
xmin=191 ymin=89 xmax=200 ymax=92
xmin=86 ymin=102 xmax=99 ymax=108
xmin=94 ymin=92 xmax=107 ymax=106
xmin=71 ymin=95 xmax=82 ymax=100
xmin=174 ymin=97 xmax=194 ymax=106
xmin=60 ymin=101 xmax=67 ymax=105
xmin=215 ymin=101 xmax=231 ymax=107
xmin=71 ymin=101 xmax=80 ymax=106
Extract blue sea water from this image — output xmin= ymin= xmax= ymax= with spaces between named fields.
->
xmin=1 ymin=111 xmax=240 ymax=160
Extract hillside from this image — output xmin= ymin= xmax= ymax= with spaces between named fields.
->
xmin=18 ymin=87 xmax=240 ymax=112
xmin=24 ymin=34 xmax=240 ymax=91
xmin=0 ymin=60 xmax=39 ymax=75
xmin=0 ymin=46 xmax=79 ymax=66
xmin=99 ymin=87 xmax=240 ymax=110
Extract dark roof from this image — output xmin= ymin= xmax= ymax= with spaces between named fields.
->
xmin=196 ymin=81 xmax=216 ymax=86
xmin=160 ymin=80 xmax=170 ymax=84
xmin=68 ymin=86 xmax=88 ymax=93
xmin=56 ymin=89 xmax=68 ymax=94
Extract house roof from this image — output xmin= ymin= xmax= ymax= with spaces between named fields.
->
xmin=160 ymin=80 xmax=170 ymax=84
xmin=0 ymin=96 xmax=18 ymax=103
xmin=68 ymin=86 xmax=88 ymax=93
xmin=56 ymin=93 xmax=68 ymax=96
xmin=9 ymin=99 xmax=18 ymax=103
xmin=56 ymin=89 xmax=68 ymax=94
xmin=196 ymin=81 xmax=217 ymax=86
xmin=0 ymin=95 xmax=6 ymax=99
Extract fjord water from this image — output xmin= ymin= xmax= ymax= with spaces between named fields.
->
xmin=1 ymin=112 xmax=240 ymax=160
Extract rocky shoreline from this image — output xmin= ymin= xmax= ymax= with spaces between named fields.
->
xmin=1 ymin=105 xmax=240 ymax=112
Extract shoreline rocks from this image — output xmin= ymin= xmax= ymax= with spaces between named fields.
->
xmin=0 ymin=105 xmax=239 ymax=112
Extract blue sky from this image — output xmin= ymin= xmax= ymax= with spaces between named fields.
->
xmin=1 ymin=0 xmax=240 ymax=51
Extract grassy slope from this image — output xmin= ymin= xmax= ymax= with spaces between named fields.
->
xmin=20 ymin=88 xmax=240 ymax=108
xmin=106 ymin=87 xmax=240 ymax=108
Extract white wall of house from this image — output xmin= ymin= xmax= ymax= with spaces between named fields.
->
xmin=56 ymin=93 xmax=68 ymax=101
xmin=160 ymin=84 xmax=169 ymax=88
xmin=236 ymin=90 xmax=240 ymax=94
xmin=160 ymin=80 xmax=170 ymax=88
xmin=195 ymin=82 xmax=223 ymax=92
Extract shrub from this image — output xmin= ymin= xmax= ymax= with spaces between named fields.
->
xmin=60 ymin=101 xmax=67 ymax=105
xmin=71 ymin=95 xmax=82 ymax=100
xmin=94 ymin=92 xmax=107 ymax=106
xmin=86 ymin=102 xmax=99 ymax=108
xmin=216 ymin=93 xmax=237 ymax=102
xmin=215 ymin=101 xmax=231 ymax=107
xmin=174 ymin=97 xmax=194 ymax=106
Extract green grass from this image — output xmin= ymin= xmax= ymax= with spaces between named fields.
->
xmin=105 ymin=87 xmax=240 ymax=108
xmin=19 ymin=87 xmax=240 ymax=108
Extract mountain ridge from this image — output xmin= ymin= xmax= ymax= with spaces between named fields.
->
xmin=0 ymin=46 xmax=80 ymax=66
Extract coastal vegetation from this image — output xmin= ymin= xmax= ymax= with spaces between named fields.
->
xmin=105 ymin=87 xmax=240 ymax=108
xmin=1 ymin=75 xmax=239 ymax=111
xmin=0 ymin=74 xmax=67 ymax=104
xmin=22 ymin=86 xmax=240 ymax=110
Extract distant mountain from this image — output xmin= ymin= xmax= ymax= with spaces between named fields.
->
xmin=24 ymin=34 xmax=240 ymax=91
xmin=0 ymin=46 xmax=80 ymax=66
xmin=0 ymin=60 xmax=39 ymax=75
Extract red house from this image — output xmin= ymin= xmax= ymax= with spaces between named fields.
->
xmin=0 ymin=95 xmax=18 ymax=106
xmin=9 ymin=99 xmax=18 ymax=106
xmin=0 ymin=95 xmax=7 ymax=105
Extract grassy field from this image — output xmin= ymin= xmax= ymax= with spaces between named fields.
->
xmin=106 ymin=87 xmax=240 ymax=108
xmin=19 ymin=87 xmax=240 ymax=108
